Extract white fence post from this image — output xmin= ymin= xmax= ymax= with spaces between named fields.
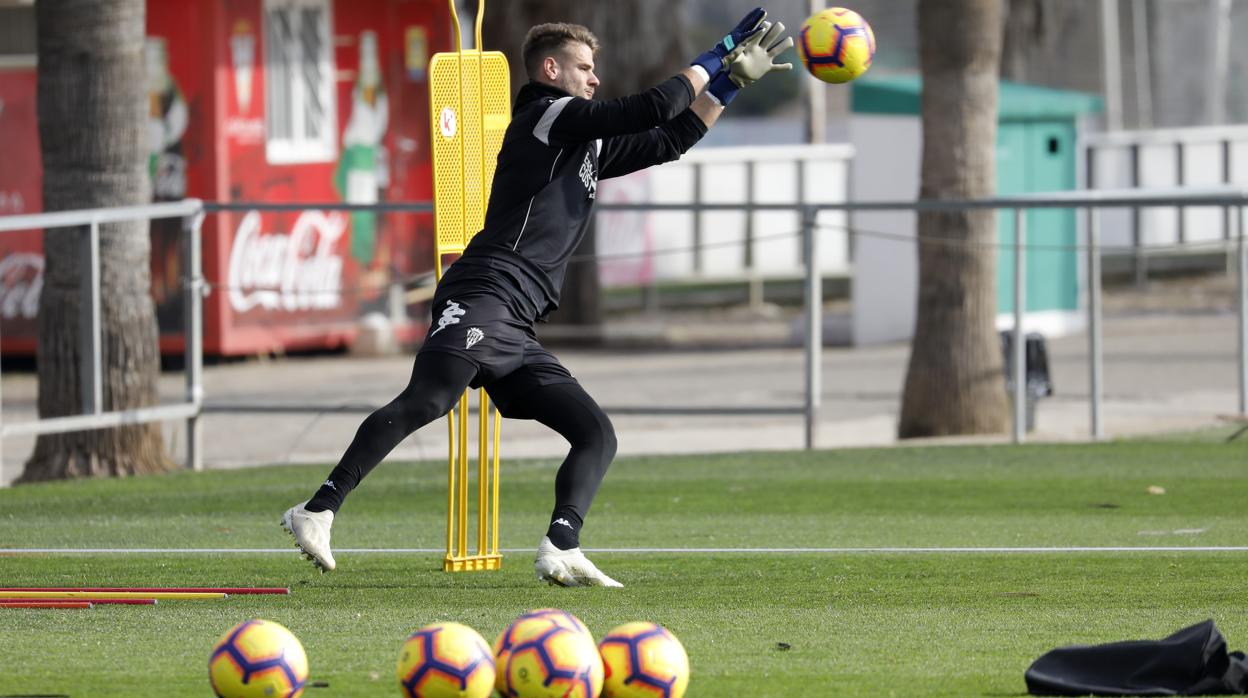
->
xmin=1239 ymin=205 xmax=1247 ymax=415
xmin=1088 ymin=207 xmax=1104 ymax=440
xmin=185 ymin=211 xmax=206 ymax=471
xmin=803 ymin=205 xmax=821 ymax=450
xmin=81 ymin=218 xmax=103 ymax=415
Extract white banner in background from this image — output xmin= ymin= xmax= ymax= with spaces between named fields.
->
xmin=596 ymin=174 xmax=653 ymax=288
xmin=0 ymin=253 xmax=42 ymax=320
xmin=227 ymin=210 xmax=346 ymax=313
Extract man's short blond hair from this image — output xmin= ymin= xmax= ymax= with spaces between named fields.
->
xmin=522 ymin=23 xmax=600 ymax=80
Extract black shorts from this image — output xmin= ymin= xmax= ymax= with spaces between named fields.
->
xmin=418 ymin=288 xmax=576 ymax=417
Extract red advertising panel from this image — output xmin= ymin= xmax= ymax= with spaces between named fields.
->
xmin=146 ymin=0 xmax=215 ymax=351
xmin=0 ymin=65 xmax=42 ymax=354
xmin=207 ymin=0 xmax=447 ymax=355
xmin=0 ymin=0 xmax=449 ymax=356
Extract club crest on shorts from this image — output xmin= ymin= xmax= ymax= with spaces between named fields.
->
xmin=430 ymin=300 xmax=465 ymax=337
xmin=465 ymin=327 xmax=485 ymax=349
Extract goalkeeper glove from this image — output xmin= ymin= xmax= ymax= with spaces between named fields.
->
xmin=690 ymin=6 xmax=767 ymax=78
xmin=727 ymin=20 xmax=794 ymax=87
xmin=707 ymin=21 xmax=794 ymax=106
xmin=706 ymin=71 xmax=741 ymax=107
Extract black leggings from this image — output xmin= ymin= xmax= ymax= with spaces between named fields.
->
xmin=306 ymin=352 xmax=475 ymax=513
xmin=306 ymin=353 xmax=617 ymax=542
xmin=506 ymin=381 xmax=617 ymax=541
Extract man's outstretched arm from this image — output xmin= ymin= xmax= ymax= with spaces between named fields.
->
xmin=690 ymin=91 xmax=724 ymax=129
xmin=538 ymin=8 xmax=768 ymax=147
xmin=679 ymin=66 xmax=711 ymax=95
xmin=597 ymin=20 xmax=793 ymax=180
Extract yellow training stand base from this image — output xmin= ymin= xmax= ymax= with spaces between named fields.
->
xmin=444 ymin=554 xmax=503 ymax=573
xmin=440 ymin=386 xmax=504 ymax=574
xmin=430 ymin=3 xmax=511 ymax=572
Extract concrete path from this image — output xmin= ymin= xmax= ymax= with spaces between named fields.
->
xmin=1 ymin=308 xmax=1240 ymax=487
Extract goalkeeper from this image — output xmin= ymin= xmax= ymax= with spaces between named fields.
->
xmin=282 ymin=9 xmax=793 ymax=586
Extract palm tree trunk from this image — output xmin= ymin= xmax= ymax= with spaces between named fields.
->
xmin=20 ymin=0 xmax=171 ymax=482
xmin=898 ymin=0 xmax=1010 ymax=438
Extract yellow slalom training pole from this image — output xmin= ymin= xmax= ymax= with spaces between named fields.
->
xmin=475 ymin=0 xmax=487 ymax=220
xmin=492 ymin=408 xmax=500 ymax=557
xmin=473 ymin=0 xmax=487 ymax=564
xmin=446 ymin=401 xmax=456 ymax=560
xmin=455 ymin=0 xmax=466 ymax=255
xmin=478 ymin=389 xmax=488 ymax=556
xmin=432 ymin=0 xmax=507 ymax=572
xmin=458 ymin=392 xmax=469 ymax=559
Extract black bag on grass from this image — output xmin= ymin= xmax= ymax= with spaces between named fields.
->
xmin=1025 ymin=620 xmax=1248 ymax=696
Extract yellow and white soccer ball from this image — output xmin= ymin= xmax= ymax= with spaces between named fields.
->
xmin=493 ymin=609 xmax=593 ymax=695
xmin=599 ymin=622 xmax=690 ymax=698
xmin=396 ymin=621 xmax=495 ymax=698
xmin=209 ymin=619 xmax=309 ymax=698
xmin=498 ymin=611 xmax=602 ymax=698
xmin=797 ymin=7 xmax=876 ymax=84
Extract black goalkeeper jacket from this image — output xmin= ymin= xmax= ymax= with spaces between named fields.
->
xmin=444 ymin=74 xmax=709 ymax=320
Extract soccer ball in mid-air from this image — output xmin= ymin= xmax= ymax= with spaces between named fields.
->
xmin=396 ymin=621 xmax=495 ymax=698
xmin=493 ymin=609 xmax=592 ymax=695
xmin=797 ymin=7 xmax=876 ymax=84
xmin=598 ymin=622 xmax=690 ymax=698
xmin=501 ymin=624 xmax=604 ymax=698
xmin=209 ymin=619 xmax=309 ymax=698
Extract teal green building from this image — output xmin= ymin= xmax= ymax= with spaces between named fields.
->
xmin=851 ymin=75 xmax=1103 ymax=325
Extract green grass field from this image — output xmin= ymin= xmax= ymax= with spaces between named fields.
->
xmin=1 ymin=432 xmax=1246 ymax=696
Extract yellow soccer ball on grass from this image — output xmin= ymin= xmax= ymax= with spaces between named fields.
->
xmin=496 ymin=609 xmax=602 ymax=698
xmin=209 ymin=618 xmax=309 ymax=698
xmin=396 ymin=621 xmax=495 ymax=698
xmin=599 ymin=622 xmax=690 ymax=698
xmin=493 ymin=608 xmax=593 ymax=695
xmin=797 ymin=7 xmax=876 ymax=84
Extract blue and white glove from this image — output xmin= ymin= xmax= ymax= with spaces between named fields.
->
xmin=707 ymin=20 xmax=794 ymax=107
xmin=690 ymin=7 xmax=767 ymax=79
xmin=706 ymin=71 xmax=742 ymax=107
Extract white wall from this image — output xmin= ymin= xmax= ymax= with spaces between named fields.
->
xmin=849 ymin=114 xmax=921 ymax=346
xmin=851 ymin=113 xmax=1096 ymax=346
xmin=1085 ymin=124 xmax=1248 ymax=247
xmin=595 ymin=143 xmax=855 ymax=287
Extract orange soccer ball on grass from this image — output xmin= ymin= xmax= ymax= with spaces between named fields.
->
xmin=797 ymin=7 xmax=876 ymax=84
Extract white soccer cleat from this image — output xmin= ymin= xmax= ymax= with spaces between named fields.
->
xmin=534 ymin=536 xmax=623 ymax=588
xmin=280 ymin=501 xmax=336 ymax=572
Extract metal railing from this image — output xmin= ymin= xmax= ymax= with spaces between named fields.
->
xmin=0 ymin=200 xmax=206 ymax=472
xmin=203 ymin=188 xmax=1247 ymax=449
xmin=597 ymin=186 xmax=1248 ymax=444
xmin=1084 ymin=125 xmax=1248 ymax=283
xmin=0 ymin=188 xmax=1244 ymax=471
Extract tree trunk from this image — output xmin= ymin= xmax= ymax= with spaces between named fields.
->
xmin=1000 ymin=0 xmax=1102 ymax=94
xmin=897 ymin=0 xmax=1009 ymax=438
xmin=480 ymin=0 xmax=687 ymax=331
xmin=1001 ymin=0 xmax=1047 ymax=81
xmin=19 ymin=0 xmax=172 ymax=482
